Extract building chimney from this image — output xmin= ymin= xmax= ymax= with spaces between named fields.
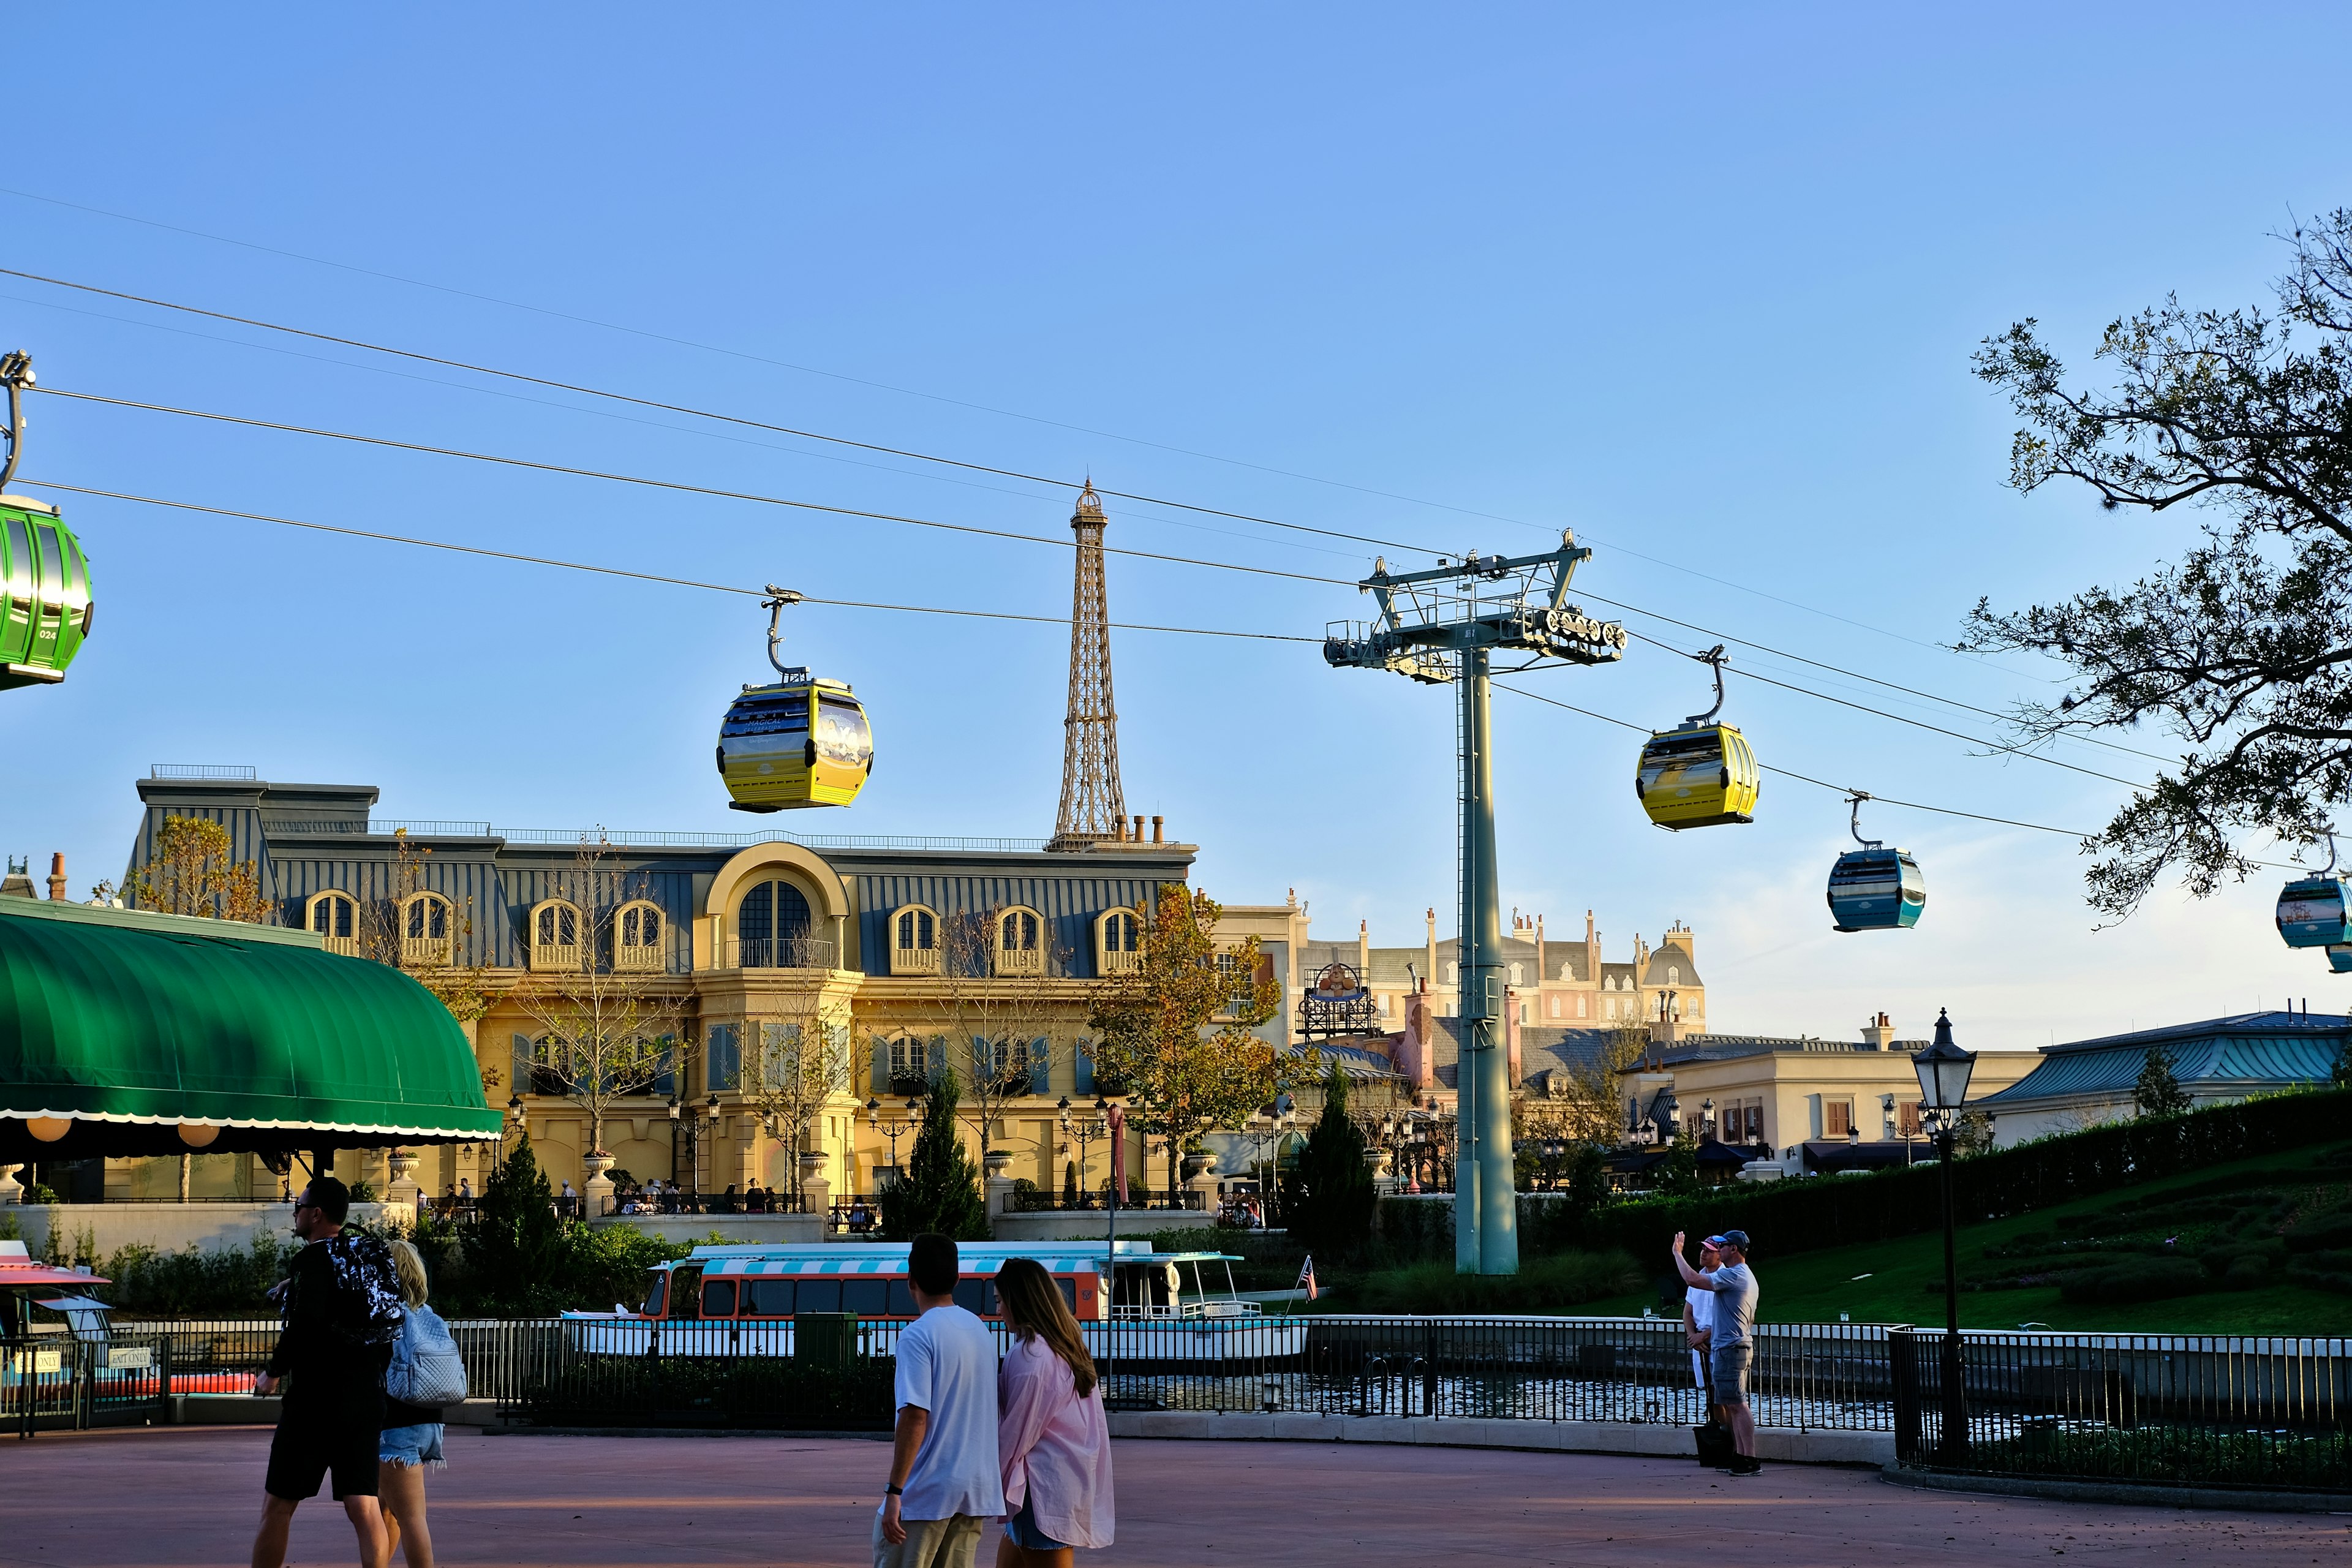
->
xmin=1150 ymin=815 xmax=1164 ymax=844
xmin=1132 ymin=814 xmax=1145 ymax=843
xmin=1536 ymin=913 xmax=1546 ymax=991
xmin=1861 ymin=1011 xmax=1896 ymax=1050
xmin=1425 ymin=906 xmax=1438 ymax=995
xmin=1358 ymin=918 xmax=1369 ymax=976
xmin=47 ymin=852 xmax=67 ymax=902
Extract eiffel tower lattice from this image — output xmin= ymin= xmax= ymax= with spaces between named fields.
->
xmin=1048 ymin=481 xmax=1127 ymax=850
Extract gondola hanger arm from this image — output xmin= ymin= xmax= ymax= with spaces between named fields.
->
xmin=1684 ymin=645 xmax=1728 ymax=726
xmin=0 ymin=351 xmax=32 ymax=492
xmin=761 ymin=584 xmax=805 ymax=678
xmin=1848 ymin=791 xmax=1883 ymax=851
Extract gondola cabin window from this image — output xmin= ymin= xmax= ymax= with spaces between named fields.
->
xmin=530 ymin=899 xmax=582 ymax=971
xmin=616 ymin=900 xmax=664 ymax=971
xmin=996 ymin=907 xmax=1044 ymax=975
xmin=400 ymin=894 xmax=453 ymax=967
xmin=892 ymin=905 xmax=941 ymax=975
xmin=306 ymin=891 xmax=357 ymax=957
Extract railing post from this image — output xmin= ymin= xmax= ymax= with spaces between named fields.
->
xmin=1888 ymin=1325 xmax=1922 ymax=1464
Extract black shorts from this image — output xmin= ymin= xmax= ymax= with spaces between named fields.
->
xmin=266 ymin=1398 xmax=383 ymax=1502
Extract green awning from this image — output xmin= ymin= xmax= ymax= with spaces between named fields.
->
xmin=0 ymin=897 xmax=501 ymax=1160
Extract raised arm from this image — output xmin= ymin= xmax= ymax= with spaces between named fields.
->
xmin=1668 ymin=1231 xmax=1713 ymax=1289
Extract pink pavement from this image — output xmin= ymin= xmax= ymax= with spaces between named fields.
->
xmin=0 ymin=1426 xmax=2343 ymax=1568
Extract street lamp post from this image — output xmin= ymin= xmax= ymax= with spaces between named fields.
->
xmin=1912 ymin=1008 xmax=1978 ymax=1466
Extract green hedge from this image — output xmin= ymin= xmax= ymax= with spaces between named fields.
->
xmin=1379 ymin=1088 xmax=2352 ymax=1266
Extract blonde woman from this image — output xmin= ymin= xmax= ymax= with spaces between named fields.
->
xmin=379 ymin=1240 xmax=450 ymax=1568
xmin=993 ymin=1259 xmax=1114 ymax=1566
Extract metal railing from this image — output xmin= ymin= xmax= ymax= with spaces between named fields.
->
xmin=597 ymin=1190 xmax=813 ymax=1217
xmin=74 ymin=1314 xmax=2352 ymax=1489
xmin=149 ymin=763 xmax=256 ymax=781
xmin=4 ymin=1334 xmax=173 ymax=1435
xmin=729 ymin=935 xmax=838 ymax=970
xmin=1010 ymin=1188 xmax=1206 ymax=1212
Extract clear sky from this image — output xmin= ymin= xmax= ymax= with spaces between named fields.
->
xmin=4 ymin=4 xmax=2348 ymax=1049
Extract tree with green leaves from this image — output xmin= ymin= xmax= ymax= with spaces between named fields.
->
xmin=880 ymin=1068 xmax=989 ymax=1242
xmin=2135 ymin=1047 xmax=2194 ymax=1118
xmin=1286 ymin=1061 xmax=1375 ymax=1260
xmin=127 ymin=815 xmax=271 ymax=924
xmin=1969 ymin=210 xmax=2352 ymax=919
xmin=1087 ymin=884 xmax=1284 ymax=1194
xmin=468 ymin=1132 xmax=565 ymax=1314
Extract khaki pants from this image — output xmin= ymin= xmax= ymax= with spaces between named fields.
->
xmin=873 ymin=1510 xmax=985 ymax=1568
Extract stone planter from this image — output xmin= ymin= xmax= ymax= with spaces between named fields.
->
xmin=386 ymin=1148 xmax=421 ymax=1210
xmin=0 ymin=1163 xmax=22 ymax=1204
xmin=1180 ymin=1149 xmax=1218 ymax=1182
xmin=581 ymin=1151 xmax=617 ymax=1216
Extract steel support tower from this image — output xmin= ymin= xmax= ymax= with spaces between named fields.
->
xmin=1049 ymin=482 xmax=1128 ymax=851
xmin=1323 ymin=535 xmax=1626 ymax=1273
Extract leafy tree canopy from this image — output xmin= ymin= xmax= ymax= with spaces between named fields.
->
xmin=1286 ymin=1060 xmax=1376 ymax=1260
xmin=1970 ymin=209 xmax=2352 ymax=918
xmin=2135 ymin=1047 xmax=2194 ymax=1118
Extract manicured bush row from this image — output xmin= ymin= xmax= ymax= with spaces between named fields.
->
xmin=1565 ymin=1088 xmax=2352 ymax=1263
xmin=1374 ymin=1089 xmax=2352 ymax=1267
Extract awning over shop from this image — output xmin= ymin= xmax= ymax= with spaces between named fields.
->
xmin=0 ymin=897 xmax=501 ymax=1161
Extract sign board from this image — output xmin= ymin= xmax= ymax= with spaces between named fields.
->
xmin=10 ymin=1349 xmax=63 ymax=1374
xmin=107 ymin=1346 xmax=154 ymax=1370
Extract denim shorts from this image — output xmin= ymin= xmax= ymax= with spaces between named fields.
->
xmin=379 ymin=1422 xmax=446 ymax=1469
xmin=1003 ymin=1494 xmax=1069 ymax=1553
xmin=1710 ymin=1344 xmax=1751 ymax=1406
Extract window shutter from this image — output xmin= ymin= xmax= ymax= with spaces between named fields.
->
xmin=1028 ymin=1038 xmax=1050 ymax=1095
xmin=870 ymin=1036 xmax=891 ymax=1096
xmin=510 ymin=1033 xmax=532 ymax=1096
xmin=1074 ymin=1039 xmax=1094 ymax=1095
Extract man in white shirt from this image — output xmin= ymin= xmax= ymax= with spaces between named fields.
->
xmin=1682 ymin=1235 xmax=1723 ymax=1425
xmin=878 ymin=1234 xmax=1003 ymax=1568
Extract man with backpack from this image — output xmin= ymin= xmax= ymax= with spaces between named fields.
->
xmin=252 ymin=1175 xmax=405 ymax=1568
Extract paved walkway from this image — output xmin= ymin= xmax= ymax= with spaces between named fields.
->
xmin=0 ymin=1427 xmax=2343 ymax=1567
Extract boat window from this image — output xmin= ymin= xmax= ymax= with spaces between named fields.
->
xmin=701 ymin=1278 xmax=738 ymax=1318
xmin=1058 ymin=1278 xmax=1077 ymax=1313
xmin=842 ymin=1278 xmax=887 ymax=1316
xmin=952 ymin=1278 xmax=986 ymax=1314
xmin=884 ymin=1278 xmax=916 ymax=1316
xmin=670 ymin=1268 xmax=703 ymax=1317
xmin=639 ymin=1272 xmax=668 ymax=1317
xmin=742 ymin=1279 xmax=795 ymax=1316
xmin=796 ymin=1278 xmax=842 ymax=1313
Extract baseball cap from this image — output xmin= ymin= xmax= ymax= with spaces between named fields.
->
xmin=1719 ymin=1229 xmax=1751 ymax=1252
xmin=1702 ymin=1235 xmax=1728 ymax=1249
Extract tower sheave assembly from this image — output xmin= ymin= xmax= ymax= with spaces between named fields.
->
xmin=1048 ymin=483 xmax=1128 ymax=851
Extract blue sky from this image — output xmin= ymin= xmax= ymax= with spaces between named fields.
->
xmin=4 ymin=4 xmax=2348 ymax=1047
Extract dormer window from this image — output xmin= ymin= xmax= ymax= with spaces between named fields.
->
xmin=1096 ymin=909 xmax=1140 ymax=976
xmin=996 ymin=907 xmax=1044 ymax=976
xmin=306 ymin=891 xmax=357 ymax=958
xmin=530 ymin=899 xmax=582 ymax=971
xmin=616 ymin=900 xmax=665 ymax=973
xmin=892 ymin=906 xmax=941 ymax=976
xmin=400 ymin=894 xmax=453 ymax=967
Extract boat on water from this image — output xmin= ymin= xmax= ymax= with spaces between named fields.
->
xmin=562 ymin=1239 xmax=1308 ymax=1364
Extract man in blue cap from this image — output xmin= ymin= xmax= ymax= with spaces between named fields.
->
xmin=1672 ymin=1229 xmax=1760 ymax=1474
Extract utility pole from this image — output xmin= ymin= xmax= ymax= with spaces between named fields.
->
xmin=1322 ymin=535 xmax=1625 ymax=1273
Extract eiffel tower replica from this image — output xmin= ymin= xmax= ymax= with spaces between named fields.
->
xmin=1047 ymin=482 xmax=1128 ymax=851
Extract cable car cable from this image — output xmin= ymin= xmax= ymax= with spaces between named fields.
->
xmin=1618 ymin=627 xmax=2150 ymax=790
xmin=30 ymin=386 xmax=1368 ymax=590
xmin=33 ymin=383 xmax=2169 ymax=788
xmin=21 ymin=479 xmax=1319 ymax=644
xmin=0 ymin=266 xmax=1454 ymax=562
xmin=0 ymin=254 xmax=2052 ymax=670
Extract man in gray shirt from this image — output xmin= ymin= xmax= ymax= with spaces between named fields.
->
xmin=1672 ymin=1228 xmax=1760 ymax=1474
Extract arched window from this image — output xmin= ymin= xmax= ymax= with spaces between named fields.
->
xmin=737 ymin=877 xmax=815 ymax=968
xmin=530 ymin=898 xmax=582 ymax=971
xmin=1509 ymin=963 xmax=1523 ymax=986
xmin=996 ymin=907 xmax=1044 ymax=976
xmin=1095 ymin=908 xmax=1141 ymax=976
xmin=616 ymin=900 xmax=665 ymax=973
xmin=306 ymin=891 xmax=357 ymax=957
xmin=891 ymin=905 xmax=941 ymax=976
xmin=1447 ymin=962 xmax=1459 ymax=984
xmin=1667 ymin=965 xmax=1681 ymax=985
xmin=400 ymin=894 xmax=453 ymax=967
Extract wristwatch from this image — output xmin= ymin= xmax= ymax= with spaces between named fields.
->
xmin=884 ymin=1484 xmax=903 ymax=1497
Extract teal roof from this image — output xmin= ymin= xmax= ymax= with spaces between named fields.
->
xmin=1977 ymin=1011 xmax=2348 ymax=1107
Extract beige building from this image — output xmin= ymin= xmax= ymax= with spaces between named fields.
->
xmin=1619 ymin=1012 xmax=2039 ymax=1161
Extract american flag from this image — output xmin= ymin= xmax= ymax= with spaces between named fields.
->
xmin=1297 ymin=1254 xmax=1317 ymax=1302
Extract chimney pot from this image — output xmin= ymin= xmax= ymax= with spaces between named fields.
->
xmin=1151 ymin=815 xmax=1163 ymax=844
xmin=47 ymin=851 xmax=68 ymax=902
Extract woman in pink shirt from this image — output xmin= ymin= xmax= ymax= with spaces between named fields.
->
xmin=994 ymin=1259 xmax=1115 ymax=1564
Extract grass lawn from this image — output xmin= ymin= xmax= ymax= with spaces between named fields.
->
xmin=1559 ymin=1137 xmax=2352 ymax=1333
